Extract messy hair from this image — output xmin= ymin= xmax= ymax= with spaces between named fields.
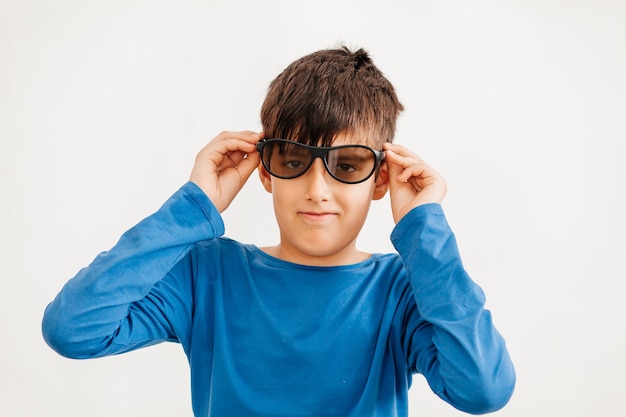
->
xmin=260 ymin=46 xmax=403 ymax=149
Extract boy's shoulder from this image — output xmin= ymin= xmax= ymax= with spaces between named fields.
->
xmin=193 ymin=236 xmax=254 ymax=260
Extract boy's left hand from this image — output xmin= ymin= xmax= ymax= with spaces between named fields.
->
xmin=383 ymin=143 xmax=447 ymax=223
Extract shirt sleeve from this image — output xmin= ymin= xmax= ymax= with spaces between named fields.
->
xmin=390 ymin=203 xmax=516 ymax=414
xmin=42 ymin=182 xmax=224 ymax=359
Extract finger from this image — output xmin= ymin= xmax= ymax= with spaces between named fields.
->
xmin=383 ymin=145 xmax=424 ymax=168
xmin=384 ymin=149 xmax=422 ymax=183
xmin=224 ymin=150 xmax=249 ymax=168
xmin=385 ymin=145 xmax=446 ymax=188
xmin=198 ymin=135 xmax=261 ymax=170
xmin=214 ymin=130 xmax=263 ymax=143
xmin=396 ymin=164 xmax=430 ymax=183
xmin=205 ymin=133 xmax=261 ymax=156
xmin=383 ymin=142 xmax=421 ymax=159
xmin=232 ymin=151 xmax=261 ymax=184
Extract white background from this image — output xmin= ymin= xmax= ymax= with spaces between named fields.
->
xmin=2 ymin=1 xmax=625 ymax=416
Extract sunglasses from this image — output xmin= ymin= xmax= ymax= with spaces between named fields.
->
xmin=256 ymin=139 xmax=385 ymax=184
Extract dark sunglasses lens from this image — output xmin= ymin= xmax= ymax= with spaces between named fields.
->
xmin=326 ymin=147 xmax=377 ymax=183
xmin=262 ymin=141 xmax=312 ymax=178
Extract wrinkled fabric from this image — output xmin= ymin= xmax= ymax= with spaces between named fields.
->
xmin=43 ymin=182 xmax=515 ymax=416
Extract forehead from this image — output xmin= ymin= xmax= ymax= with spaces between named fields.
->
xmin=328 ymin=130 xmax=379 ymax=149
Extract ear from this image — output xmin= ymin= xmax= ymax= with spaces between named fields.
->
xmin=258 ymin=161 xmax=273 ymax=193
xmin=372 ymin=161 xmax=389 ymax=201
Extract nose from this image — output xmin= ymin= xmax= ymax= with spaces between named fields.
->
xmin=303 ymin=158 xmax=332 ymax=202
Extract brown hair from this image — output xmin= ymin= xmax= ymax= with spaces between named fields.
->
xmin=260 ymin=46 xmax=403 ymax=149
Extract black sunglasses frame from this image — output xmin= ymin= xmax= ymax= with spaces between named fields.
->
xmin=256 ymin=138 xmax=385 ymax=184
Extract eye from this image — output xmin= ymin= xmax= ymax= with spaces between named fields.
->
xmin=282 ymin=159 xmax=307 ymax=171
xmin=336 ymin=163 xmax=357 ymax=173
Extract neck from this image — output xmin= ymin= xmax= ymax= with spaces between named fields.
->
xmin=260 ymin=244 xmax=371 ymax=266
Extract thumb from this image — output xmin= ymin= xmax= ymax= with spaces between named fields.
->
xmin=234 ymin=151 xmax=261 ymax=185
xmin=385 ymin=158 xmax=404 ymax=189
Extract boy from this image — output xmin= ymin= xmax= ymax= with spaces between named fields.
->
xmin=42 ymin=46 xmax=515 ymax=416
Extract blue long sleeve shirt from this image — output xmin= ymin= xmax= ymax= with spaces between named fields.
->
xmin=42 ymin=182 xmax=515 ymax=416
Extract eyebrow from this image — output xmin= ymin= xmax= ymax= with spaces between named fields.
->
xmin=333 ymin=153 xmax=370 ymax=160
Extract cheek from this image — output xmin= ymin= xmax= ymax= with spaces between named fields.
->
xmin=270 ymin=184 xmax=299 ymax=220
xmin=339 ymin=185 xmax=376 ymax=215
xmin=344 ymin=182 xmax=376 ymax=202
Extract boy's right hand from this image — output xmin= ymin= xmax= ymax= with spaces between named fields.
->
xmin=190 ymin=131 xmax=263 ymax=213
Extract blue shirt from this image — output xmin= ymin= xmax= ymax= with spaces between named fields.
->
xmin=42 ymin=182 xmax=515 ymax=416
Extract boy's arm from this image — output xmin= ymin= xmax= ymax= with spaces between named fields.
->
xmin=42 ymin=182 xmax=223 ymax=358
xmin=43 ymin=131 xmax=263 ymax=359
xmin=383 ymin=143 xmax=515 ymax=413
xmin=391 ymin=204 xmax=515 ymax=414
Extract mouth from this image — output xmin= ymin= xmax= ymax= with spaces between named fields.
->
xmin=298 ymin=211 xmax=338 ymax=222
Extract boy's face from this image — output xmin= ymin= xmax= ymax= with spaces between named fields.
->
xmin=258 ymin=133 xmax=389 ymax=266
